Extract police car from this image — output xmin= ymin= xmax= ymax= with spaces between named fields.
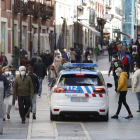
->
xmin=50 ymin=63 xmax=112 ymax=121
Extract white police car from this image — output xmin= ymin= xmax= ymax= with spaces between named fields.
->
xmin=50 ymin=63 xmax=112 ymax=121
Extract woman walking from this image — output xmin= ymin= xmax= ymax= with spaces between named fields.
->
xmin=2 ymin=66 xmax=14 ymax=121
xmin=59 ymin=58 xmax=66 ymax=72
xmin=70 ymin=48 xmax=76 ymax=63
xmin=94 ymin=44 xmax=100 ymax=62
xmin=48 ymin=65 xmax=57 ymax=90
xmin=53 ymin=53 xmax=62 ymax=74
xmin=111 ymin=67 xmax=133 ymax=119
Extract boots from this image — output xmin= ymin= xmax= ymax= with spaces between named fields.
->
xmin=33 ymin=113 xmax=36 ymax=119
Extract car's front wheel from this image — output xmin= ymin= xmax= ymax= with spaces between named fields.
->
xmin=101 ymin=111 xmax=109 ymax=121
xmin=50 ymin=110 xmax=58 ymax=121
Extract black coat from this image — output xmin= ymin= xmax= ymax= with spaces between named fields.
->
xmin=28 ymin=72 xmax=39 ymax=93
xmin=0 ymin=74 xmax=9 ymax=98
xmin=33 ymin=62 xmax=47 ymax=79
xmin=82 ymin=59 xmax=93 ymax=63
xmin=42 ymin=54 xmax=53 ymax=66
xmin=30 ymin=55 xmax=39 ymax=66
xmin=108 ymin=45 xmax=113 ymax=54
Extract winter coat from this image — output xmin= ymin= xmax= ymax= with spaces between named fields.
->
xmin=54 ymin=56 xmax=62 ymax=74
xmin=82 ymin=59 xmax=93 ymax=63
xmin=122 ymin=54 xmax=132 ymax=65
xmin=130 ymin=57 xmax=140 ymax=73
xmin=21 ymin=49 xmax=28 ymax=60
xmin=33 ymin=62 xmax=47 ymax=78
xmin=42 ymin=54 xmax=53 ymax=66
xmin=132 ymin=69 xmax=140 ymax=92
xmin=94 ymin=46 xmax=100 ymax=54
xmin=117 ymin=44 xmax=122 ymax=51
xmin=108 ymin=45 xmax=113 ymax=54
xmin=117 ymin=72 xmax=128 ymax=92
xmin=70 ymin=51 xmax=76 ymax=61
xmin=64 ymin=52 xmax=68 ymax=61
xmin=20 ymin=58 xmax=31 ymax=69
xmin=0 ymin=56 xmax=8 ymax=66
xmin=48 ymin=70 xmax=57 ymax=84
xmin=13 ymin=75 xmax=34 ymax=100
xmin=59 ymin=65 xmax=65 ymax=72
xmin=30 ymin=55 xmax=39 ymax=66
xmin=4 ymin=74 xmax=14 ymax=97
xmin=75 ymin=48 xmax=81 ymax=56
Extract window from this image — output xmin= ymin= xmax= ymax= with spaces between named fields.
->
xmin=1 ymin=22 xmax=6 ymax=52
xmin=58 ymin=74 xmax=103 ymax=86
xmin=14 ymin=24 xmax=17 ymax=46
xmin=22 ymin=26 xmax=27 ymax=50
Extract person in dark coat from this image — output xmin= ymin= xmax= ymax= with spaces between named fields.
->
xmin=20 ymin=55 xmax=31 ymax=71
xmin=75 ymin=46 xmax=81 ymax=63
xmin=21 ymin=47 xmax=28 ymax=60
xmin=42 ymin=50 xmax=53 ymax=76
xmin=28 ymin=66 xmax=39 ymax=119
xmin=83 ymin=54 xmax=93 ymax=63
xmin=0 ymin=52 xmax=8 ymax=67
xmin=85 ymin=49 xmax=90 ymax=60
xmin=108 ymin=44 xmax=113 ymax=61
xmin=30 ymin=52 xmax=38 ymax=66
xmin=33 ymin=57 xmax=46 ymax=97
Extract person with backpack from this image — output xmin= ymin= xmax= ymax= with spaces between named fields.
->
xmin=122 ymin=52 xmax=132 ymax=79
xmin=108 ymin=54 xmax=123 ymax=93
xmin=94 ymin=44 xmax=100 ymax=62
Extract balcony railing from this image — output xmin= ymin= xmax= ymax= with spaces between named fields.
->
xmin=115 ymin=7 xmax=122 ymax=16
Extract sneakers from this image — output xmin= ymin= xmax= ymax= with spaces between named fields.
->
xmin=38 ymin=95 xmax=41 ymax=98
xmin=33 ymin=113 xmax=36 ymax=119
xmin=22 ymin=118 xmax=26 ymax=123
xmin=111 ymin=115 xmax=118 ymax=119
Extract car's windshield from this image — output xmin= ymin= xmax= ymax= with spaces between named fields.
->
xmin=58 ymin=74 xmax=103 ymax=86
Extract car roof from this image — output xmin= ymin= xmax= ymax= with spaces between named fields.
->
xmin=59 ymin=69 xmax=101 ymax=76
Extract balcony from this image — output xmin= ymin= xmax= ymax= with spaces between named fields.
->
xmin=115 ymin=7 xmax=122 ymax=16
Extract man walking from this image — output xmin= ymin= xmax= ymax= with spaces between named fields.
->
xmin=83 ymin=54 xmax=93 ymax=63
xmin=30 ymin=52 xmax=38 ymax=66
xmin=75 ymin=46 xmax=81 ymax=63
xmin=108 ymin=43 xmax=113 ymax=61
xmin=20 ymin=55 xmax=31 ymax=70
xmin=13 ymin=66 xmax=34 ymax=123
xmin=63 ymin=49 xmax=68 ymax=61
xmin=42 ymin=50 xmax=53 ymax=76
xmin=94 ymin=44 xmax=100 ymax=62
xmin=132 ymin=63 xmax=140 ymax=112
xmin=117 ymin=42 xmax=122 ymax=60
xmin=108 ymin=54 xmax=123 ymax=93
xmin=33 ymin=57 xmax=46 ymax=97
xmin=28 ymin=66 xmax=39 ymax=119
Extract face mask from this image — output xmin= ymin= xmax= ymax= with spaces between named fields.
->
xmin=46 ymin=52 xmax=49 ymax=54
xmin=134 ymin=68 xmax=136 ymax=71
xmin=21 ymin=71 xmax=25 ymax=76
xmin=57 ymin=55 xmax=60 ymax=57
xmin=88 ymin=58 xmax=91 ymax=61
xmin=5 ymin=71 xmax=10 ymax=75
xmin=116 ymin=73 xmax=120 ymax=77
xmin=113 ymin=58 xmax=116 ymax=61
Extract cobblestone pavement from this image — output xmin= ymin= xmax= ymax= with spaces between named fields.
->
xmin=1 ymin=56 xmax=140 ymax=139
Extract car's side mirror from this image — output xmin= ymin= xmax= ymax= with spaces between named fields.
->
xmin=107 ymin=83 xmax=113 ymax=88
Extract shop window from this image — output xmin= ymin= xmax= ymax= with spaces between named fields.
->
xmin=22 ymin=26 xmax=27 ymax=50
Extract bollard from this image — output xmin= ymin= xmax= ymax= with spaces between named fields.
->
xmin=0 ymin=81 xmax=4 ymax=135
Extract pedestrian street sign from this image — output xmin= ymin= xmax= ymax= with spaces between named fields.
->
xmin=113 ymin=29 xmax=120 ymax=33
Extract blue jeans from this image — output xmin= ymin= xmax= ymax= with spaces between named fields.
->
xmin=136 ymin=92 xmax=140 ymax=110
xmin=113 ymin=51 xmax=117 ymax=55
xmin=38 ymin=77 xmax=43 ymax=96
xmin=118 ymin=51 xmax=122 ymax=60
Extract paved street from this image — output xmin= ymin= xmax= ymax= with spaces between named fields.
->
xmin=1 ymin=56 xmax=140 ymax=139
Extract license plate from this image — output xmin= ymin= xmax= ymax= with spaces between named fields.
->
xmin=71 ymin=97 xmax=88 ymax=102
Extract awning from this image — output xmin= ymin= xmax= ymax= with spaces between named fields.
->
xmin=120 ymin=31 xmax=132 ymax=39
xmin=78 ymin=21 xmax=100 ymax=36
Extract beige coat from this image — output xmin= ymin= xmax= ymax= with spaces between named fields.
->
xmin=132 ymin=69 xmax=140 ymax=92
xmin=70 ymin=51 xmax=76 ymax=61
xmin=117 ymin=44 xmax=122 ymax=51
xmin=53 ymin=56 xmax=62 ymax=74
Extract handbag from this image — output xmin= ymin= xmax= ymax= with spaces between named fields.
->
xmin=14 ymin=100 xmax=19 ymax=110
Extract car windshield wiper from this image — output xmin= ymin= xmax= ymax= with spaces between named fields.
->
xmin=79 ymin=83 xmax=94 ymax=86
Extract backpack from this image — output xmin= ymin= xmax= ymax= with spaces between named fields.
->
xmin=122 ymin=55 xmax=128 ymax=65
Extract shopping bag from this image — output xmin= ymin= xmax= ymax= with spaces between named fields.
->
xmin=14 ymin=100 xmax=19 ymax=110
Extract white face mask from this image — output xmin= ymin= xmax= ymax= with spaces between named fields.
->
xmin=5 ymin=71 xmax=10 ymax=75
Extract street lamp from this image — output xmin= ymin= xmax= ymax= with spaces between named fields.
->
xmin=53 ymin=20 xmax=56 ymax=51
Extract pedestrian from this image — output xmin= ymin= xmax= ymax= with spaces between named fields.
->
xmin=113 ymin=43 xmax=118 ymax=55
xmin=130 ymin=53 xmax=140 ymax=73
xmin=85 ymin=47 xmax=90 ymax=60
xmin=20 ymin=55 xmax=31 ymax=71
xmin=2 ymin=66 xmax=14 ymax=121
xmin=13 ymin=66 xmax=34 ymax=123
xmin=53 ymin=53 xmax=62 ymax=74
xmin=94 ymin=44 xmax=100 ymax=62
xmin=63 ymin=49 xmax=68 ymax=61
xmin=111 ymin=67 xmax=133 ymax=119
xmin=70 ymin=48 xmax=76 ymax=63
xmin=108 ymin=43 xmax=113 ymax=61
xmin=83 ymin=54 xmax=93 ymax=63
xmin=28 ymin=66 xmax=39 ymax=119
xmin=67 ymin=48 xmax=71 ymax=62
xmin=132 ymin=63 xmax=140 ymax=112
xmin=21 ymin=47 xmax=28 ymax=60
xmin=42 ymin=50 xmax=53 ymax=76
xmin=108 ymin=54 xmax=123 ymax=93
xmin=59 ymin=58 xmax=66 ymax=72
xmin=48 ymin=65 xmax=57 ymax=90
xmin=54 ymin=49 xmax=61 ymax=57
xmin=122 ymin=52 xmax=132 ymax=79
xmin=75 ymin=46 xmax=81 ymax=63
xmin=129 ymin=43 xmax=133 ymax=55
xmin=30 ymin=52 xmax=39 ymax=66
xmin=0 ymin=52 xmax=8 ymax=67
xmin=117 ymin=42 xmax=122 ymax=60
xmin=33 ymin=57 xmax=46 ymax=97
xmin=122 ymin=45 xmax=127 ymax=57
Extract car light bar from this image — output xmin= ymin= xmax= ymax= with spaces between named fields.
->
xmin=63 ymin=63 xmax=98 ymax=69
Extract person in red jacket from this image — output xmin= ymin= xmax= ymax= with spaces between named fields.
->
xmin=0 ymin=52 xmax=8 ymax=67
xmin=113 ymin=43 xmax=118 ymax=55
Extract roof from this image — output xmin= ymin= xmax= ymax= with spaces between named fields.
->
xmin=59 ymin=69 xmax=101 ymax=76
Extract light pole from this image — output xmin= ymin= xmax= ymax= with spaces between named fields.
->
xmin=38 ymin=2 xmax=41 ymax=56
xmin=53 ymin=20 xmax=56 ymax=51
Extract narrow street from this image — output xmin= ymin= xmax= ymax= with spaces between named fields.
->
xmin=1 ymin=56 xmax=140 ymax=139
